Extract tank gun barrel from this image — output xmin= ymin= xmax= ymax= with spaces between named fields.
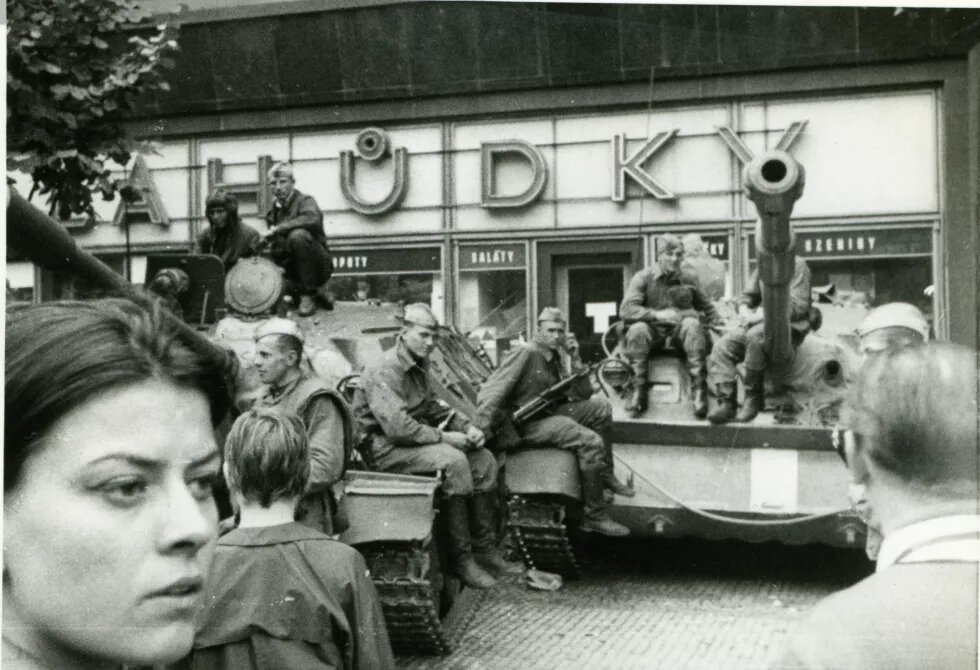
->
xmin=743 ymin=150 xmax=805 ymax=370
xmin=5 ymin=187 xmax=237 ymax=377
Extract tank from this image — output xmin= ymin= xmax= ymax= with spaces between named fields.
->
xmin=5 ymin=187 xmax=490 ymax=656
xmin=502 ymin=152 xmax=867 ymax=577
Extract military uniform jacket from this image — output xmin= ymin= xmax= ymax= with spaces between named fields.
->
xmin=256 ymin=370 xmax=353 ymax=532
xmin=476 ymin=341 xmax=593 ymax=437
xmin=190 ymin=522 xmax=394 ymax=670
xmin=265 ymin=189 xmax=329 ymax=248
xmin=194 ymin=220 xmax=261 ymax=271
xmin=353 ymin=339 xmax=471 ymax=462
xmin=620 ymin=266 xmax=721 ymax=326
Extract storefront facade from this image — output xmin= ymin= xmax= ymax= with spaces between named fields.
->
xmin=119 ymin=81 xmax=968 ymax=352
xmin=12 ymin=3 xmax=978 ymax=349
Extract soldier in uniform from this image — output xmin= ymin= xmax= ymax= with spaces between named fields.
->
xmin=477 ymin=307 xmax=633 ymax=538
xmin=353 ymin=304 xmax=522 ymax=589
xmin=252 ymin=318 xmax=353 ymax=535
xmin=620 ymin=234 xmax=723 ymax=418
xmin=194 ymin=190 xmax=260 ymax=272
xmin=262 ymin=162 xmax=333 ymax=316
xmin=706 ymin=257 xmax=813 ymax=424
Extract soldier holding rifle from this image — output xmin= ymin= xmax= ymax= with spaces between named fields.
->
xmin=477 ymin=307 xmax=634 ymax=537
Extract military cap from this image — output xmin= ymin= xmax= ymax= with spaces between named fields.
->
xmin=401 ymin=303 xmax=439 ymax=329
xmin=254 ymin=317 xmax=305 ymax=343
xmin=267 ymin=162 xmax=295 ymax=180
xmin=537 ymin=307 xmax=567 ymax=324
xmin=858 ymin=302 xmax=929 ymax=341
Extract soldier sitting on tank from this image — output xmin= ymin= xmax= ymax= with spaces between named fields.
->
xmin=194 ymin=190 xmax=261 ymax=272
xmin=620 ymin=234 xmax=723 ymax=418
xmin=262 ymin=162 xmax=333 ymax=317
xmin=706 ymin=257 xmax=813 ymax=424
xmin=476 ymin=307 xmax=634 ymax=538
xmin=352 ymin=304 xmax=523 ymax=589
xmin=251 ymin=317 xmax=353 ymax=535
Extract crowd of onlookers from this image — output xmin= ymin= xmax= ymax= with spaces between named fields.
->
xmin=4 ymin=291 xmax=977 ymax=670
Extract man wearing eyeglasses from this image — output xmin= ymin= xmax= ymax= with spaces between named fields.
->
xmin=620 ymin=234 xmax=723 ymax=418
xmin=352 ymin=303 xmax=522 ymax=589
xmin=772 ymin=343 xmax=979 ymax=669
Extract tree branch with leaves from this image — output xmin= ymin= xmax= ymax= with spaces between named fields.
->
xmin=7 ymin=0 xmax=178 ymax=219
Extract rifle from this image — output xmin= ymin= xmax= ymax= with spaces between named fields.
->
xmin=512 ymin=361 xmax=600 ymax=426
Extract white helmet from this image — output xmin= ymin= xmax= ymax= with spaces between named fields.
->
xmin=858 ymin=302 xmax=929 ymax=354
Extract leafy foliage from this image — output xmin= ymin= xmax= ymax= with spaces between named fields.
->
xmin=7 ymin=0 xmax=178 ymax=219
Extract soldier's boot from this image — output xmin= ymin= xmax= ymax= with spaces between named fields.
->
xmin=707 ymin=381 xmax=738 ymax=424
xmin=580 ymin=470 xmax=630 ymax=537
xmin=735 ymin=368 xmax=765 ymax=423
xmin=601 ymin=432 xmax=635 ymax=498
xmin=688 ymin=358 xmax=708 ymax=419
xmin=446 ymin=496 xmax=497 ymax=589
xmin=297 ymin=293 xmax=317 ymax=317
xmin=469 ymin=492 xmax=525 ymax=576
xmin=624 ymin=359 xmax=649 ymax=417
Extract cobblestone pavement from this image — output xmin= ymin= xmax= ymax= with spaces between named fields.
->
xmin=397 ymin=536 xmax=872 ymax=670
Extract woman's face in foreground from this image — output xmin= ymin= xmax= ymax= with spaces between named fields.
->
xmin=3 ymin=379 xmax=220 ymax=667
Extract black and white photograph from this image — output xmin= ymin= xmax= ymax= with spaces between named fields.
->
xmin=5 ymin=1 xmax=980 ymax=668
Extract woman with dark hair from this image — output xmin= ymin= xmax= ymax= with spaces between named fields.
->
xmin=3 ymin=297 xmax=230 ymax=669
xmin=190 ymin=408 xmax=394 ymax=670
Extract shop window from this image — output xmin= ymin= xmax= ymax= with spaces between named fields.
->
xmin=331 ymin=273 xmax=437 ymax=306
xmin=746 ymin=227 xmax=935 ymax=332
xmin=328 ymin=246 xmax=443 ymax=313
xmin=457 ymin=243 xmax=528 ymax=340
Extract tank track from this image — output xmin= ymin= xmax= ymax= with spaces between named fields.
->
xmin=506 ymin=496 xmax=581 ymax=577
xmin=362 ymin=546 xmax=453 ymax=656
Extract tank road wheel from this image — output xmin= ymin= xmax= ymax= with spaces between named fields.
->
xmin=361 ymin=540 xmax=455 ymax=656
xmin=503 ymin=448 xmax=584 ymax=577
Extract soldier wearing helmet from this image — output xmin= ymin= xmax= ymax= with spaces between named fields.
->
xmin=477 ymin=307 xmax=634 ymax=537
xmin=251 ymin=317 xmax=354 ymax=535
xmin=353 ymin=304 xmax=523 ymax=589
xmin=195 ymin=190 xmax=260 ymax=271
xmin=620 ymin=234 xmax=724 ymax=418
xmin=857 ymin=302 xmax=930 ymax=355
xmin=263 ymin=162 xmax=333 ymax=317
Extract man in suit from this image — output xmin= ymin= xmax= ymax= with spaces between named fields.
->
xmin=771 ymin=343 xmax=979 ymax=669
xmin=263 ymin=162 xmax=333 ymax=316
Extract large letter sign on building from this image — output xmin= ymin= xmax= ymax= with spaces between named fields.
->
xmin=340 ymin=127 xmax=409 ymax=216
xmin=611 ymin=130 xmax=678 ymax=202
xmin=716 ymin=121 xmax=809 ymax=164
xmin=481 ymin=140 xmax=548 ymax=208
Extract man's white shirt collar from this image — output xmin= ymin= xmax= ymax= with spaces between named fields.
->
xmin=876 ymin=514 xmax=980 ymax=572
